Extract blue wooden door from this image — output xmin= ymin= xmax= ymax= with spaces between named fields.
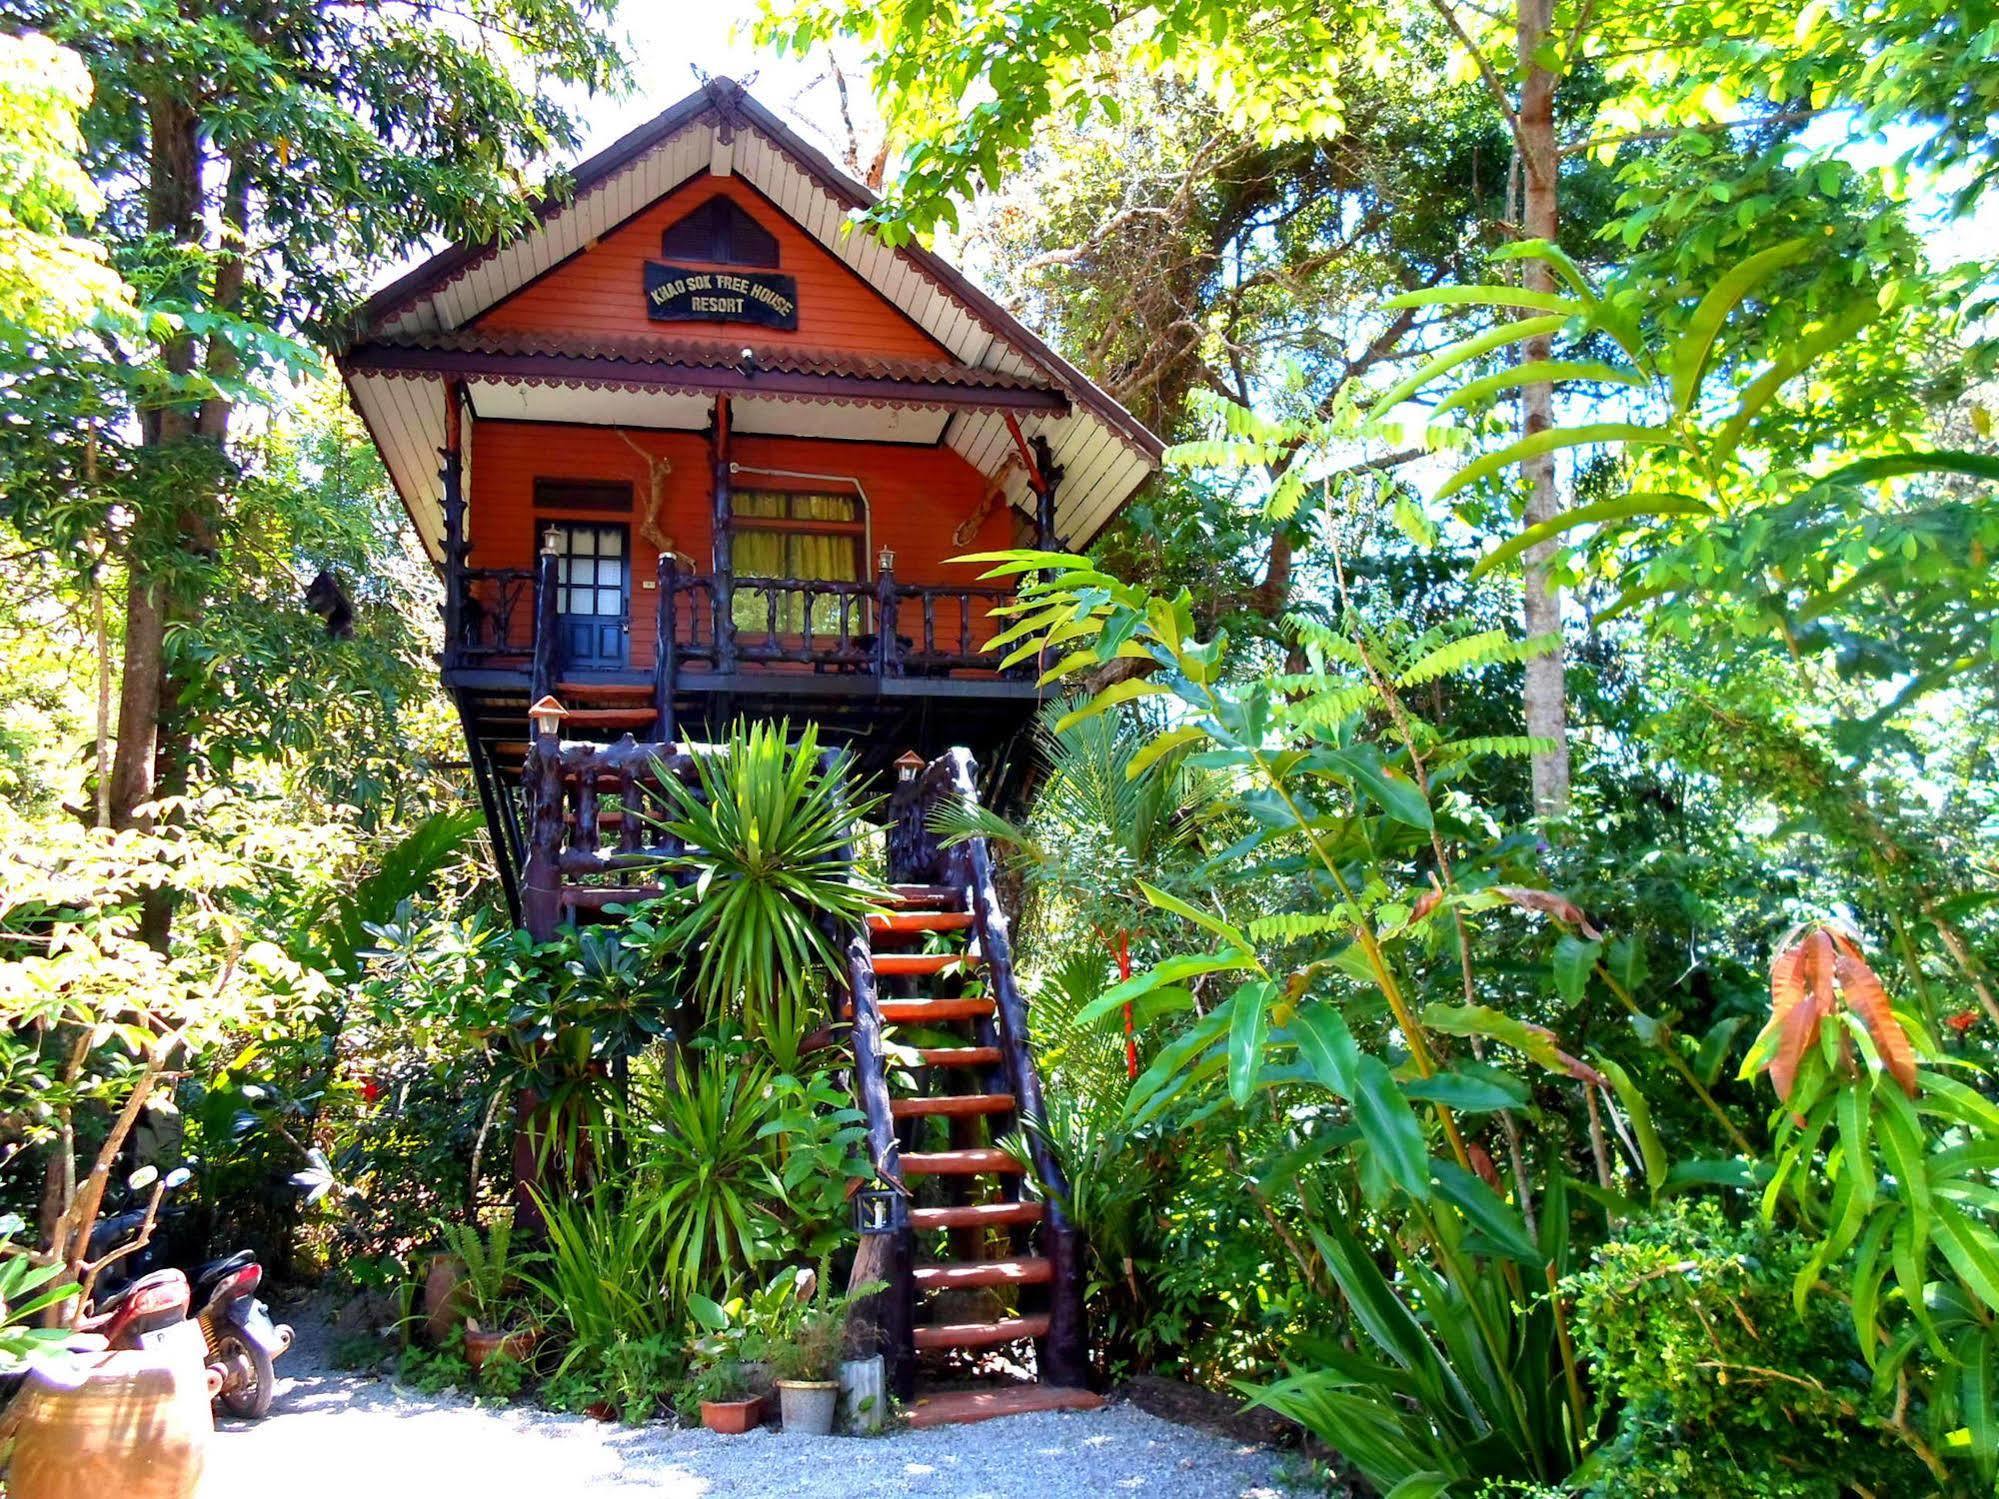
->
xmin=552 ymin=523 xmax=629 ymax=671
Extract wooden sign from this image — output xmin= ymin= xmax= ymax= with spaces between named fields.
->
xmin=643 ymin=262 xmax=798 ymax=330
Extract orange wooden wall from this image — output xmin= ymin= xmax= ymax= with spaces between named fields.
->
xmin=475 ymin=173 xmax=950 ymax=360
xmin=467 ymin=422 xmax=1013 ymax=665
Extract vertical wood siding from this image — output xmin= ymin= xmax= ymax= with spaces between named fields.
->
xmin=475 ymin=173 xmax=952 ymax=361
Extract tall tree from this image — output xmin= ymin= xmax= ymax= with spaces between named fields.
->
xmin=0 ymin=2 xmax=625 ymax=940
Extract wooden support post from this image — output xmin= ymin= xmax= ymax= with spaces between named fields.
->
xmin=874 ymin=550 xmax=902 ymax=678
xmin=653 ymin=554 xmax=677 ymax=742
xmin=520 ymin=730 xmax=564 ymax=942
xmin=439 ymin=381 xmax=467 ymax=664
xmin=1029 ymin=434 xmax=1064 ymax=551
xmin=709 ymin=396 xmax=736 ymax=673
xmin=530 ymin=531 xmax=559 ymax=705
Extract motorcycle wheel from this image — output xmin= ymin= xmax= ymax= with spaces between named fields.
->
xmin=218 ymin=1331 xmax=276 ymax=1419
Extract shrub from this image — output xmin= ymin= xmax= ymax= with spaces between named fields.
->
xmin=1564 ymin=1203 xmax=1934 ymax=1498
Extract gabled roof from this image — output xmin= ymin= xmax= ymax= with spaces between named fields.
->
xmin=341 ymin=78 xmax=1161 ymax=558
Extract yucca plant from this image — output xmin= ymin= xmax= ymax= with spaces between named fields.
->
xmin=628 ymin=1044 xmax=786 ymax=1302
xmin=520 ymin=1184 xmax=680 ymax=1380
xmin=639 ymin=720 xmax=888 ymax=1064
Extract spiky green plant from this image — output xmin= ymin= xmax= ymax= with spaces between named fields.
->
xmin=640 ymin=720 xmax=887 ymax=1061
xmin=435 ymin=1209 xmax=530 ymax=1326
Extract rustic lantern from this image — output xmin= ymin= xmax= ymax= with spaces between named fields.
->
xmin=541 ymin=525 xmax=561 ymax=555
xmin=877 ymin=544 xmax=895 ymax=574
xmin=894 ymin=750 xmax=925 ymax=782
xmin=528 ymin=695 xmax=568 ymax=739
xmin=855 ymin=1186 xmax=903 ymax=1236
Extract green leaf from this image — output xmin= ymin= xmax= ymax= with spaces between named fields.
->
xmin=1433 ymin=358 xmax=1644 ymax=418
xmin=1669 ymin=237 xmax=1811 ymax=414
xmin=1289 ymin=1001 xmax=1362 ymax=1099
xmin=1314 ymin=747 xmax=1432 ymax=829
xmin=1229 ymin=979 xmax=1278 ymax=1107
xmin=1469 ymin=494 xmax=1711 ymax=579
xmin=1933 ymin=1200 xmax=1999 ymax=1314
xmin=1140 ymin=881 xmax=1262 ymax=966
xmin=1052 ymin=676 xmax=1172 ymax=733
xmin=1372 ymin=315 xmax=1568 ymax=413
xmin=1126 ymin=724 xmax=1209 ymax=779
xmin=1552 ymin=935 xmax=1602 ymax=1006
xmin=1596 ymin=1057 xmax=1667 ymax=1195
xmin=1402 ymin=1066 xmax=1529 ymax=1114
xmin=1431 ymin=1160 xmax=1542 ymax=1264
xmin=1382 ymin=285 xmax=1584 ymax=317
xmin=1436 ymin=424 xmax=1672 ymax=503
xmin=1354 ymin=1055 xmax=1430 ymax=1201
xmin=1072 ymin=950 xmax=1251 ymax=1028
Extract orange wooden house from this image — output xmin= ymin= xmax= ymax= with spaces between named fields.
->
xmin=338 ymin=77 xmax=1159 ymax=923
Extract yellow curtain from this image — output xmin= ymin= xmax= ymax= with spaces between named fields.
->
xmin=730 ymin=491 xmax=863 ymax=637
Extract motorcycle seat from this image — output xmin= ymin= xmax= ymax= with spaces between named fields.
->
xmin=193 ymin=1249 xmax=256 ymax=1294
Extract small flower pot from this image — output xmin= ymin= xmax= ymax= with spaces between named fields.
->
xmin=776 ymin=1379 xmax=839 ymax=1435
xmin=699 ymin=1395 xmax=766 ymax=1435
xmin=422 ymin=1253 xmax=468 ymax=1344
xmin=462 ymin=1324 xmax=537 ymax=1372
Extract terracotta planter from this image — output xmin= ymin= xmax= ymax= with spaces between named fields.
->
xmin=422 ymin=1252 xmax=468 ymax=1344
xmin=2 ymin=1345 xmax=213 ymax=1499
xmin=699 ymin=1394 xmax=766 ymax=1434
xmin=776 ymin=1378 xmax=839 ymax=1435
xmin=462 ymin=1323 xmax=538 ymax=1371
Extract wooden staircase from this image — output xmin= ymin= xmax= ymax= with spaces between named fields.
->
xmin=841 ymin=750 xmax=1100 ymax=1428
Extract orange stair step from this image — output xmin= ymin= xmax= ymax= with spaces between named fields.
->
xmin=909 ymin=1201 xmax=1044 ymax=1231
xmin=906 ymin=1384 xmax=1103 ymax=1428
xmin=885 ymin=884 xmax=964 ymax=909
xmin=913 ymin=1313 xmax=1050 ymax=1352
xmin=554 ymin=707 xmax=657 ymax=729
xmin=901 ymin=1149 xmax=1023 ymax=1177
xmin=867 ymin=911 xmax=977 ymax=936
xmin=555 ymin=682 xmax=653 ymax=702
xmin=874 ymin=952 xmax=980 ymax=978
xmin=913 ymin=1257 xmax=1052 ymax=1292
xmin=875 ymin=998 xmax=995 ymax=1024
xmin=914 ymin=1046 xmax=1002 ymax=1068
xmin=892 ymin=1093 xmax=1015 ymax=1119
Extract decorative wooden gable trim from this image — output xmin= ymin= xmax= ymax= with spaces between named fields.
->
xmin=341 ymin=78 xmax=1162 ymax=558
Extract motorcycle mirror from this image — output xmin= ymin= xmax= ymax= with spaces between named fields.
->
xmin=164 ymin=1167 xmax=193 ymax=1190
xmin=126 ymin=1165 xmax=159 ymax=1194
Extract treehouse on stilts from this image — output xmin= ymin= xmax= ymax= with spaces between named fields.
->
xmin=337 ymin=78 xmax=1162 ymax=1423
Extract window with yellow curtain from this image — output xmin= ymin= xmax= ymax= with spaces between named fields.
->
xmin=730 ymin=491 xmax=865 ymax=637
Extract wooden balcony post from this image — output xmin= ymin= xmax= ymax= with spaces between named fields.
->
xmin=653 ymin=554 xmax=678 ymax=743
xmin=439 ymin=381 xmax=466 ymax=665
xmin=521 ymin=697 xmax=568 ymax=943
xmin=875 ymin=546 xmax=902 ymax=678
xmin=1030 ymin=434 xmax=1064 ymax=551
xmin=531 ymin=528 xmax=560 ymax=704
xmin=709 ymin=395 xmax=736 ymax=673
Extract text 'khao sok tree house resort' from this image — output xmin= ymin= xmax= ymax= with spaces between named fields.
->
xmin=336 ymin=78 xmax=1163 ymax=1422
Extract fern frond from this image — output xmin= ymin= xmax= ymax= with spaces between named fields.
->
xmin=1397 ymin=630 xmax=1561 ymax=686
xmin=1434 ymin=734 xmax=1559 ymax=763
xmin=1250 ymin=910 xmax=1363 ymax=942
xmin=1285 ymin=615 xmax=1369 ymax=669
xmin=1286 ymin=682 xmax=1381 ymax=727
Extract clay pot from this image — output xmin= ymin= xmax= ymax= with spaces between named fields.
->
xmin=462 ymin=1323 xmax=538 ymax=1372
xmin=699 ymin=1394 xmax=766 ymax=1435
xmin=422 ymin=1252 xmax=468 ymax=1344
xmin=2 ymin=1345 xmax=213 ymax=1499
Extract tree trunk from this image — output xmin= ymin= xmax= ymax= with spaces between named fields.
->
xmin=1516 ymin=0 xmax=1571 ymax=819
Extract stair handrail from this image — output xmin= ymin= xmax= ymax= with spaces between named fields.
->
xmin=931 ymin=747 xmax=1090 ymax=1388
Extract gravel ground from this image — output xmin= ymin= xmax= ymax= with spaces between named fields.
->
xmin=199 ymin=1306 xmax=1296 ymax=1499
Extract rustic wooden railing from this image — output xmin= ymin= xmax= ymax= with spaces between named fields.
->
xmin=451 ymin=566 xmax=537 ymax=664
xmin=886 ymin=749 xmax=1089 ymax=1390
xmin=520 ymin=734 xmax=707 ymax=940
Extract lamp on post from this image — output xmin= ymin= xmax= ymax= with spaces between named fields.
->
xmin=528 ymin=694 xmax=568 ymax=740
xmin=877 ymin=544 xmax=895 ymax=576
xmin=541 ymin=525 xmax=561 ymax=556
xmin=894 ymin=750 xmax=925 ymax=783
xmin=854 ymin=1185 xmax=904 ymax=1236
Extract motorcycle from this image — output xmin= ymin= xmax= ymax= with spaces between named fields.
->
xmin=83 ymin=1165 xmax=292 ymax=1419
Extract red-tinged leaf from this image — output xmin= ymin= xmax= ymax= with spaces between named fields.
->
xmin=1802 ymin=928 xmax=1838 ymax=1019
xmin=1410 ymin=888 xmax=1445 ymax=926
xmin=1836 ymin=951 xmax=1919 ymax=1097
xmin=1493 ymin=885 xmax=1603 ymax=940
xmin=1948 ymin=1011 xmax=1982 ymax=1034
xmin=1467 ymin=1139 xmax=1501 ymax=1190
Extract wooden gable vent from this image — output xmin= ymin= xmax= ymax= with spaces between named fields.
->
xmin=660 ymin=194 xmax=779 ymax=268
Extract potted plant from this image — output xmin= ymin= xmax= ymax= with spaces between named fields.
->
xmin=685 ymin=1355 xmax=764 ymax=1434
xmin=435 ymin=1211 xmax=539 ymax=1371
xmin=767 ymin=1304 xmax=844 ymax=1435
